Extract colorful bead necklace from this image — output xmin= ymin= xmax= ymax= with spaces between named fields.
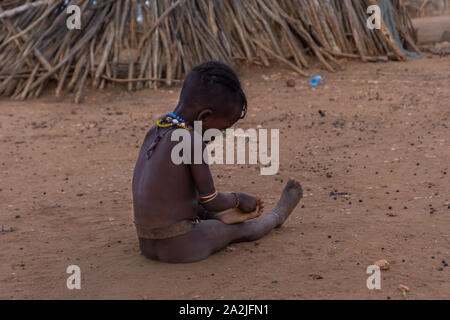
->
xmin=146 ymin=112 xmax=191 ymax=159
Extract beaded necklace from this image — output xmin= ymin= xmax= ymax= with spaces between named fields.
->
xmin=146 ymin=112 xmax=191 ymax=159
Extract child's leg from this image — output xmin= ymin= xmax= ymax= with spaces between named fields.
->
xmin=141 ymin=179 xmax=303 ymax=263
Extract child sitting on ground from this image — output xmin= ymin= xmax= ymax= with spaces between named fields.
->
xmin=132 ymin=61 xmax=303 ymax=263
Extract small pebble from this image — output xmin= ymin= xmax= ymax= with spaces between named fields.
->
xmin=375 ymin=259 xmax=390 ymax=270
xmin=286 ymin=79 xmax=296 ymax=87
xmin=397 ymin=284 xmax=410 ymax=292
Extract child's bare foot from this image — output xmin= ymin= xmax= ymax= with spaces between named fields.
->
xmin=255 ymin=195 xmax=265 ymax=214
xmin=217 ymin=208 xmax=262 ymax=225
xmin=272 ymin=178 xmax=303 ymax=227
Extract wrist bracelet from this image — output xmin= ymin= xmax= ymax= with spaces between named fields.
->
xmin=199 ymin=190 xmax=218 ymax=204
xmin=232 ymin=192 xmax=240 ymax=209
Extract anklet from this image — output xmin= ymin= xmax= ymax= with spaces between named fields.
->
xmin=232 ymin=192 xmax=240 ymax=209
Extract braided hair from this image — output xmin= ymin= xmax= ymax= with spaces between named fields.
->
xmin=189 ymin=61 xmax=248 ymax=119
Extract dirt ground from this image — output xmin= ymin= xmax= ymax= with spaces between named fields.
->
xmin=0 ymin=54 xmax=449 ymax=300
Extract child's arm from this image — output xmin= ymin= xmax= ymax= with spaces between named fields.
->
xmin=189 ymin=135 xmax=259 ymax=213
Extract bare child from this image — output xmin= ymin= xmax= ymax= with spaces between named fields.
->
xmin=132 ymin=61 xmax=303 ymax=263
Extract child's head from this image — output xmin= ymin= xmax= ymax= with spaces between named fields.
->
xmin=176 ymin=61 xmax=247 ymax=131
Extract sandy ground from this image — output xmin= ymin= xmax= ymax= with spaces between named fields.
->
xmin=0 ymin=55 xmax=449 ymax=300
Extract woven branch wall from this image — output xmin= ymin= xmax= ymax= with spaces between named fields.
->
xmin=0 ymin=0 xmax=420 ymax=102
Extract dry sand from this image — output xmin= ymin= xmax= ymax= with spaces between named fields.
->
xmin=0 ymin=55 xmax=449 ymax=300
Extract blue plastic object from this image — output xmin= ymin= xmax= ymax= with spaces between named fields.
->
xmin=310 ymin=75 xmax=323 ymax=87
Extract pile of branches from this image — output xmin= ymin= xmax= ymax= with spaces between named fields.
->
xmin=0 ymin=0 xmax=420 ymax=102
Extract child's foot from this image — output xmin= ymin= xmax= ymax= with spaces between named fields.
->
xmin=272 ymin=178 xmax=303 ymax=227
xmin=217 ymin=208 xmax=262 ymax=225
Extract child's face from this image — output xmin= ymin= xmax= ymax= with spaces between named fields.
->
xmin=203 ymin=103 xmax=243 ymax=132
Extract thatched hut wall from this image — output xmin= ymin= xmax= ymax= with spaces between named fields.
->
xmin=0 ymin=0 xmax=421 ymax=102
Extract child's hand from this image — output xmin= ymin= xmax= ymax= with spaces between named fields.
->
xmin=237 ymin=193 xmax=263 ymax=213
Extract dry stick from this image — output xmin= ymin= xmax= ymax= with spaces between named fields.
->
xmin=101 ymin=75 xmax=182 ymax=83
xmin=94 ymin=24 xmax=114 ymax=88
xmin=67 ymin=53 xmax=87 ymax=93
xmin=135 ymin=3 xmax=149 ymax=90
xmin=253 ymin=40 xmax=308 ymax=77
xmin=130 ymin=0 xmax=138 ymax=50
xmin=321 ymin=0 xmax=348 ymax=52
xmin=319 ymin=47 xmax=343 ymax=67
xmin=239 ymin=1 xmax=271 ymax=66
xmin=0 ymin=9 xmax=34 ymax=69
xmin=0 ymin=35 xmax=37 ymax=93
xmin=19 ymin=64 xmax=39 ymax=100
xmin=273 ymin=3 xmax=334 ymax=71
xmin=0 ymin=0 xmax=48 ymax=19
xmin=246 ymin=1 xmax=284 ymax=58
xmin=159 ymin=28 xmax=172 ymax=86
xmin=227 ymin=0 xmax=252 ymax=57
xmin=125 ymin=40 xmax=135 ymax=91
xmin=307 ymin=0 xmax=329 ymax=48
xmin=75 ymin=58 xmax=90 ymax=104
xmin=113 ymin=0 xmax=122 ymax=80
xmin=0 ymin=73 xmax=47 ymax=79
xmin=0 ymin=1 xmax=59 ymax=50
xmin=137 ymin=0 xmax=185 ymax=51
xmin=206 ymin=0 xmax=218 ymax=37
xmin=261 ymin=0 xmax=308 ymax=68
xmin=343 ymin=0 xmax=368 ymax=60
xmin=322 ymin=47 xmax=387 ymax=61
xmin=34 ymin=79 xmax=46 ymax=98
xmin=11 ymin=79 xmax=25 ymax=99
xmin=224 ymin=0 xmax=253 ymax=63
xmin=56 ymin=55 xmax=73 ymax=97
xmin=313 ymin=0 xmax=340 ymax=52
xmin=152 ymin=0 xmax=160 ymax=89
xmin=89 ymin=35 xmax=96 ymax=80
xmin=9 ymin=23 xmax=59 ymax=80
xmin=164 ymin=16 xmax=175 ymax=85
